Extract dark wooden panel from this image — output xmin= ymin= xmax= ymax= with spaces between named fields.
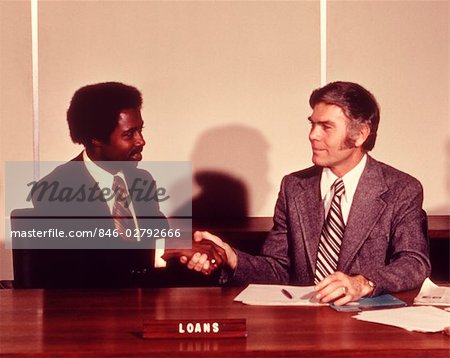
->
xmin=427 ymin=216 xmax=450 ymax=239
xmin=196 ymin=215 xmax=449 ymax=240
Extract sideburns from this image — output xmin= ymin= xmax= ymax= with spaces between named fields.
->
xmin=342 ymin=119 xmax=368 ymax=149
xmin=343 ymin=134 xmax=357 ymax=149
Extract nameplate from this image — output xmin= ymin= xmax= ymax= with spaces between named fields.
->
xmin=142 ymin=319 xmax=247 ymax=339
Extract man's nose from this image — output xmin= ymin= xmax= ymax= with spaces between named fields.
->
xmin=135 ymin=132 xmax=146 ymax=147
xmin=309 ymin=126 xmax=320 ymax=142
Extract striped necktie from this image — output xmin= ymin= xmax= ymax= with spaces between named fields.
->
xmin=112 ymin=175 xmax=136 ymax=240
xmin=314 ymin=178 xmax=346 ymax=284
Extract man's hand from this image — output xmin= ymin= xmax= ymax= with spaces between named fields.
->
xmin=162 ymin=237 xmax=227 ymax=275
xmin=314 ymin=272 xmax=374 ymax=306
xmin=179 ymin=231 xmax=238 ymax=274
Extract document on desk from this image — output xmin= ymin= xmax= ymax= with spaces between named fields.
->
xmin=414 ymin=277 xmax=450 ymax=306
xmin=233 ymin=284 xmax=327 ymax=306
xmin=353 ymin=306 xmax=450 ymax=333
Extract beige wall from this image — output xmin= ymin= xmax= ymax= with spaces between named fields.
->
xmin=328 ymin=0 xmax=449 ymax=215
xmin=1 ymin=1 xmax=34 ymax=281
xmin=1 ymin=0 xmax=448 ymax=280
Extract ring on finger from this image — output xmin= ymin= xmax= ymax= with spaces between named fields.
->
xmin=341 ymin=286 xmax=347 ymax=295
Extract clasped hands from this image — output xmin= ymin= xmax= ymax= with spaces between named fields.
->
xmin=162 ymin=231 xmax=233 ymax=275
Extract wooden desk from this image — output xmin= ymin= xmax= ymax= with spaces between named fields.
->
xmin=1 ymin=288 xmax=448 ymax=356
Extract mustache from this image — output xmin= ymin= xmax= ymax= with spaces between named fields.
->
xmin=129 ymin=147 xmax=143 ymax=155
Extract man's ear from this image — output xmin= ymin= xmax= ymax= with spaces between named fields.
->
xmin=354 ymin=124 xmax=370 ymax=148
xmin=90 ymin=138 xmax=103 ymax=147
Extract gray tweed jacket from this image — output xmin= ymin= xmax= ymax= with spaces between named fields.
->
xmin=226 ymin=156 xmax=431 ymax=296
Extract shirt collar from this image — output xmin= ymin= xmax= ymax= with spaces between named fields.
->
xmin=83 ymin=151 xmax=125 ymax=190
xmin=320 ymin=154 xmax=368 ymax=200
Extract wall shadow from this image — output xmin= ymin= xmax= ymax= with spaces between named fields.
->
xmin=192 ymin=171 xmax=247 ymax=223
xmin=173 ymin=124 xmax=271 ymax=226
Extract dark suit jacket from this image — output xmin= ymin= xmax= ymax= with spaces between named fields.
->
xmin=13 ymin=153 xmax=172 ymax=288
xmin=227 ymin=156 xmax=431 ymax=295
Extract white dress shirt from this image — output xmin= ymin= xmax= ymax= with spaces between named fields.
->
xmin=83 ymin=151 xmax=140 ymax=227
xmin=320 ymin=154 xmax=367 ymax=225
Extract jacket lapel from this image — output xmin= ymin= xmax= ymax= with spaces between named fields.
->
xmin=338 ymin=157 xmax=388 ymax=271
xmin=294 ymin=169 xmax=324 ymax=272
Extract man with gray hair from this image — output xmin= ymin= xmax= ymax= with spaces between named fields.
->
xmin=182 ymin=81 xmax=430 ymax=305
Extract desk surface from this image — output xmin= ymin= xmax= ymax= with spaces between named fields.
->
xmin=1 ymin=288 xmax=448 ymax=357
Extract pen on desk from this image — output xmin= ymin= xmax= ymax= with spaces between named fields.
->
xmin=281 ymin=289 xmax=293 ymax=299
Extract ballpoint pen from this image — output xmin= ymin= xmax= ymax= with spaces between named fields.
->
xmin=281 ymin=288 xmax=293 ymax=299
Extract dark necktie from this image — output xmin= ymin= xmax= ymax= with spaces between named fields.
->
xmin=112 ymin=175 xmax=136 ymax=240
xmin=314 ymin=178 xmax=346 ymax=284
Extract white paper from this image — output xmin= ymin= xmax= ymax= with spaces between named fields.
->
xmin=353 ymin=306 xmax=450 ymax=333
xmin=234 ymin=284 xmax=327 ymax=306
xmin=414 ymin=277 xmax=450 ymax=306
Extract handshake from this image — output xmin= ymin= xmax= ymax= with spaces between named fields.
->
xmin=162 ymin=231 xmax=234 ymax=275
